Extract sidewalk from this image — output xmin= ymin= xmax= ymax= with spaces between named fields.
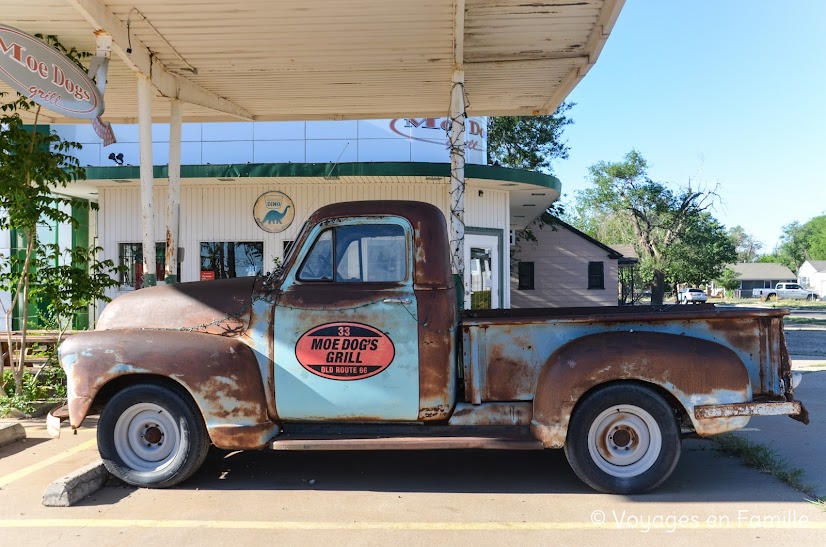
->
xmin=730 ymin=365 xmax=826 ymax=498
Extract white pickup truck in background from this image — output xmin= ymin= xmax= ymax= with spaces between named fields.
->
xmin=753 ymin=283 xmax=819 ymax=301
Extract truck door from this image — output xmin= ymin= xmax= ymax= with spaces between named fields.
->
xmin=274 ymin=216 xmax=420 ymax=421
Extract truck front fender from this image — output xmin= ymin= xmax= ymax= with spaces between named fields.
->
xmin=531 ymin=331 xmax=752 ymax=448
xmin=60 ymin=329 xmax=278 ymax=450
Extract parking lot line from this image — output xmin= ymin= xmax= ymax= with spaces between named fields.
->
xmin=0 ymin=439 xmax=97 ymax=488
xmin=0 ymin=519 xmax=823 ymax=531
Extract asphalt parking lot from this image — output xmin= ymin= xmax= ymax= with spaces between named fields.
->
xmin=1 ymin=323 xmax=824 ymax=545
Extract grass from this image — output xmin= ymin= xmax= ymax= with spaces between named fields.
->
xmin=711 ymin=434 xmax=825 ymax=509
xmin=715 ymin=298 xmax=826 ymax=309
xmin=784 ymin=317 xmax=826 ymax=326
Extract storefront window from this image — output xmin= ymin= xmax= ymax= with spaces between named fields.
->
xmin=118 ymin=243 xmax=178 ymax=288
xmin=200 ymin=242 xmax=264 ymax=280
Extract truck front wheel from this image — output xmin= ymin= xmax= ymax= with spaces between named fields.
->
xmin=564 ymin=384 xmax=681 ymax=494
xmin=98 ymin=383 xmax=210 ymax=488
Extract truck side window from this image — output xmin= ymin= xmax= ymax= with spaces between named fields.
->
xmin=298 ymin=224 xmax=406 ymax=283
xmin=335 ymin=224 xmax=406 ymax=282
xmin=298 ymin=230 xmax=333 ymax=281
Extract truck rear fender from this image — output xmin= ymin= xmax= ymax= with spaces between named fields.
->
xmin=530 ymin=331 xmax=752 ymax=448
xmin=60 ymin=330 xmax=279 ymax=450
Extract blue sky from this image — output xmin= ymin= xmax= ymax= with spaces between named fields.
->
xmin=551 ymin=1 xmax=826 ymax=252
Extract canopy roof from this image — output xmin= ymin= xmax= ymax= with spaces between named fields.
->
xmin=2 ymin=0 xmax=624 ymax=124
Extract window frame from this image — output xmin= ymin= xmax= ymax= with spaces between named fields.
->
xmin=517 ymin=261 xmax=535 ymax=291
xmin=199 ymin=240 xmax=265 ymax=280
xmin=587 ymin=261 xmax=605 ymax=290
xmin=294 ymin=217 xmax=411 ymax=285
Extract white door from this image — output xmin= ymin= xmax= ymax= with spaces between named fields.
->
xmin=464 ymin=233 xmax=500 ymax=309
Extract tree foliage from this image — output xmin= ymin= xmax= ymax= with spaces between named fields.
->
xmin=1 ymin=36 xmax=120 ymax=399
xmin=728 ymin=225 xmax=763 ymax=263
xmin=571 ymin=150 xmax=735 ymax=305
xmin=763 ymin=216 xmax=826 ymax=271
xmin=487 ymin=102 xmax=574 ymax=174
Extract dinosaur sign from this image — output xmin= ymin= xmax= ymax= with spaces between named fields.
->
xmin=254 ymin=191 xmax=295 ymax=233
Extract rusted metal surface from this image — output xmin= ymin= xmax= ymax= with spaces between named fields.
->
xmin=244 ymin=280 xmax=279 ymax=422
xmin=59 ymin=329 xmax=278 ymax=450
xmin=448 ymin=402 xmax=532 ymax=426
xmin=415 ymin=285 xmax=458 ymax=420
xmin=523 ymin=331 xmax=752 ymax=448
xmin=270 ymin=436 xmax=544 ymax=451
xmin=95 ymin=277 xmax=255 ymax=336
xmin=695 ymin=400 xmax=808 ymax=423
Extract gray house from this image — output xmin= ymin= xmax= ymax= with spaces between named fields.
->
xmin=729 ymin=263 xmax=796 ymax=297
xmin=510 ymin=217 xmax=629 ymax=308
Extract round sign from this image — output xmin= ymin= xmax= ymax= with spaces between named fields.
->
xmin=254 ymin=191 xmax=295 ymax=233
xmin=295 ymin=322 xmax=396 ymax=381
xmin=0 ymin=25 xmax=104 ymax=119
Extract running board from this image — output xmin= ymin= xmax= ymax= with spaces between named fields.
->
xmin=270 ymin=436 xmax=544 ymax=451
xmin=270 ymin=425 xmax=544 ymax=451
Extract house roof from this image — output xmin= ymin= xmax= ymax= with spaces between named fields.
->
xmin=729 ymin=263 xmax=796 ymax=281
xmin=804 ymin=260 xmax=826 ymax=272
xmin=538 ymin=215 xmax=622 ymax=260
xmin=1 ymin=1 xmax=625 ymax=124
xmin=608 ymin=244 xmax=639 ymax=265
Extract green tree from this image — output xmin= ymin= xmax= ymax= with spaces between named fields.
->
xmin=574 ymin=150 xmax=729 ymax=305
xmin=487 ymin=102 xmax=574 ymax=173
xmin=716 ymin=267 xmax=741 ymax=298
xmin=666 ymin=213 xmax=736 ymax=287
xmin=728 ymin=225 xmax=763 ymax=263
xmin=0 ymin=36 xmax=119 ymax=398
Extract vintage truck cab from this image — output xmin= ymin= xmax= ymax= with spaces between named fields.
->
xmin=60 ymin=201 xmax=808 ymax=494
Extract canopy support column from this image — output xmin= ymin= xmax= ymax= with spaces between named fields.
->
xmin=164 ymin=99 xmax=182 ymax=284
xmin=449 ymin=0 xmax=466 ymax=286
xmin=137 ymin=74 xmax=156 ymax=287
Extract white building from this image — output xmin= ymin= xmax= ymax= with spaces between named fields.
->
xmin=798 ymin=260 xmax=826 ymax=298
xmin=17 ymin=116 xmax=563 ymax=323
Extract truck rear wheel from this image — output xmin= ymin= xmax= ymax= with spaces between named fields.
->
xmin=564 ymin=384 xmax=681 ymax=494
xmin=98 ymin=383 xmax=209 ymax=488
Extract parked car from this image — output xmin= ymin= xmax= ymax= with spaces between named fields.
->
xmin=752 ymin=283 xmax=819 ymax=301
xmin=679 ymin=288 xmax=708 ymax=304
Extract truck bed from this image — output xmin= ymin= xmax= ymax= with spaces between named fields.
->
xmin=461 ymin=304 xmax=791 ymax=406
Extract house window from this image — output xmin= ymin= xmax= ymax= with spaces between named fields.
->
xmin=298 ymin=224 xmax=406 ymax=282
xmin=588 ymin=261 xmax=605 ymax=290
xmin=119 ymin=243 xmax=179 ymax=288
xmin=518 ymin=262 xmax=534 ymax=290
xmin=283 ymin=240 xmax=294 ymax=257
xmin=200 ymin=242 xmax=264 ymax=279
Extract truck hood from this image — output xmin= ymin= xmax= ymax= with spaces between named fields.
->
xmin=96 ymin=277 xmax=257 ymax=336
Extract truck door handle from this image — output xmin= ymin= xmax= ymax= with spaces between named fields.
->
xmin=383 ymin=298 xmax=412 ymax=305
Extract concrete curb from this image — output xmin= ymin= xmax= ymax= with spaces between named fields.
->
xmin=42 ymin=460 xmax=110 ymax=507
xmin=0 ymin=422 xmax=26 ymax=448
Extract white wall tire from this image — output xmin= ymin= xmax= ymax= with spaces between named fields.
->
xmin=564 ymin=384 xmax=681 ymax=494
xmin=98 ymin=383 xmax=209 ymax=488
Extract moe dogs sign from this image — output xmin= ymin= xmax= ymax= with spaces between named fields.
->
xmin=0 ymin=25 xmax=103 ymax=119
xmin=295 ymin=322 xmax=396 ymax=381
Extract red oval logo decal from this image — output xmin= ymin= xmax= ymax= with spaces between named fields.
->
xmin=295 ymin=322 xmax=395 ymax=381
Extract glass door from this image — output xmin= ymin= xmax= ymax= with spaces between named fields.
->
xmin=464 ymin=233 xmax=500 ymax=309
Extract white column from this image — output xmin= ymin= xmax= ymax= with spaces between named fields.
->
xmin=449 ymin=68 xmax=466 ymax=280
xmin=137 ymin=74 xmax=156 ymax=287
xmin=165 ymin=99 xmax=182 ymax=283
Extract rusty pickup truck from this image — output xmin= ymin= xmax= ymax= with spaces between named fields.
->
xmin=59 ymin=201 xmax=808 ymax=494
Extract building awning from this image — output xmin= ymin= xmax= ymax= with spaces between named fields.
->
xmin=68 ymin=162 xmax=561 ymax=229
xmin=2 ymin=0 xmax=624 ymax=124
